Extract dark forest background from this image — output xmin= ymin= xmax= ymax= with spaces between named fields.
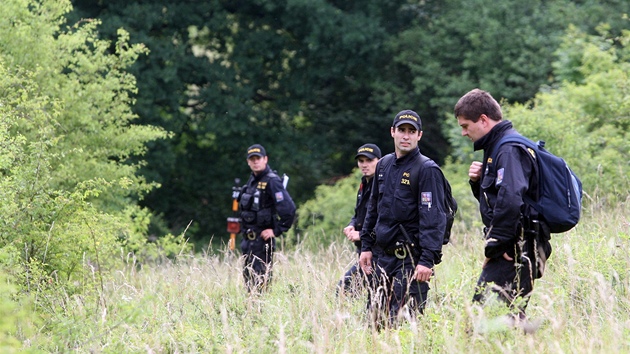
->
xmin=67 ymin=0 xmax=630 ymax=248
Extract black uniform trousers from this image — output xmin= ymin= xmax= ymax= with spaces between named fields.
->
xmin=368 ymin=249 xmax=429 ymax=328
xmin=472 ymin=228 xmax=550 ymax=316
xmin=241 ymin=234 xmax=275 ymax=293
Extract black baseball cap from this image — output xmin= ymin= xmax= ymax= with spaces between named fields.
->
xmin=246 ymin=144 xmax=266 ymax=158
xmin=392 ymin=110 xmax=422 ymax=131
xmin=355 ymin=143 xmax=382 ymax=160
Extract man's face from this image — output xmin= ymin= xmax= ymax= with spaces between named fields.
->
xmin=457 ymin=114 xmax=491 ymax=143
xmin=391 ymin=123 xmax=422 ymax=155
xmin=247 ymin=155 xmax=268 ymax=174
xmin=356 ymin=156 xmax=378 ymax=177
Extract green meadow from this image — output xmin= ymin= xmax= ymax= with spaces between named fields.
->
xmin=25 ymin=201 xmax=628 ymax=353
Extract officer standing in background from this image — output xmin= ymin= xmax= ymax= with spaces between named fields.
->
xmin=238 ymin=144 xmax=296 ymax=293
xmin=338 ymin=143 xmax=381 ymax=297
xmin=359 ymin=110 xmax=448 ymax=328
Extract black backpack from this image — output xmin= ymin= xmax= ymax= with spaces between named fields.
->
xmin=378 ymin=153 xmax=458 ymax=244
xmin=491 ymin=134 xmax=582 ymax=233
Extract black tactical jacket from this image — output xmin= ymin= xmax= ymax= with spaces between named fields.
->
xmin=470 ymin=120 xmax=539 ymax=258
xmin=238 ymin=165 xmax=296 ymax=237
xmin=361 ymin=148 xmax=447 ymax=269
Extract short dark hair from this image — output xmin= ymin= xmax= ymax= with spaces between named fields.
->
xmin=454 ymin=88 xmax=503 ymax=123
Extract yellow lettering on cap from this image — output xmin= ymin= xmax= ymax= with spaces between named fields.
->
xmin=398 ymin=114 xmax=418 ymax=122
xmin=248 ymin=148 xmax=262 ymax=154
xmin=358 ymin=147 xmax=374 ymax=153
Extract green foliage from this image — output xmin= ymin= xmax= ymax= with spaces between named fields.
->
xmin=395 ymin=0 xmax=630 ymax=108
xmin=441 ymin=159 xmax=485 ymax=237
xmin=286 ymin=170 xmax=361 ymax=251
xmin=0 ymin=0 xmax=190 ymax=301
xmin=505 ymin=26 xmax=630 ymax=203
xmin=0 ymin=249 xmax=40 ymax=353
xmin=0 ymin=281 xmax=37 ymax=352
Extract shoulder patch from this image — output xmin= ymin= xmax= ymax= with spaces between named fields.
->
xmin=421 ymin=192 xmax=432 ymax=206
xmin=496 ymin=168 xmax=505 ymax=185
xmin=275 ymin=191 xmax=284 ymax=202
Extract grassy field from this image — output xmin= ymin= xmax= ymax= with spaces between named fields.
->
xmin=35 ymin=200 xmax=629 ymax=353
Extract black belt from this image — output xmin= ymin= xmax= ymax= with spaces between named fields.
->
xmin=383 ymin=242 xmax=409 ymax=260
xmin=245 ymin=229 xmax=257 ymax=240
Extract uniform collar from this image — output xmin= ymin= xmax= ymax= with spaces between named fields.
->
xmin=395 ymin=147 xmax=421 ymax=164
xmin=251 ymin=165 xmax=271 ymax=180
xmin=473 ymin=120 xmax=514 ymax=152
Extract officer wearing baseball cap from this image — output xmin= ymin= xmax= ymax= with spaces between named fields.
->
xmin=354 ymin=143 xmax=382 ymax=160
xmin=246 ymin=144 xmax=266 ymax=158
xmin=238 ymin=144 xmax=296 ymax=293
xmin=338 ymin=143 xmax=382 ymax=297
xmin=392 ymin=109 xmax=422 ymax=131
xmin=359 ymin=109 xmax=449 ymax=328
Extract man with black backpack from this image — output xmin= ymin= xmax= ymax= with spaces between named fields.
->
xmin=238 ymin=144 xmax=296 ymax=293
xmin=359 ymin=110 xmax=452 ymax=328
xmin=454 ymin=88 xmax=554 ymax=326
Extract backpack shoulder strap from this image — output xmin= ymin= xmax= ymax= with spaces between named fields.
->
xmin=493 ymin=133 xmax=541 ymax=207
xmin=417 ymin=153 xmax=457 ymax=211
xmin=267 ymin=169 xmax=280 ymax=179
xmin=413 ymin=154 xmax=450 ymax=207
xmin=494 ymin=134 xmax=537 ymax=157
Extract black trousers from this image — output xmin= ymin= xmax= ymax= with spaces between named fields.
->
xmin=473 ymin=229 xmax=551 ymax=315
xmin=241 ymin=236 xmax=274 ymax=293
xmin=368 ymin=251 xmax=429 ymax=328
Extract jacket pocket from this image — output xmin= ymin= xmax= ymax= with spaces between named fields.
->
xmin=240 ymin=192 xmax=253 ymax=209
xmin=241 ymin=210 xmax=256 ymax=223
xmin=257 ymin=208 xmax=273 ymax=227
xmin=393 ymin=187 xmax=415 ymax=221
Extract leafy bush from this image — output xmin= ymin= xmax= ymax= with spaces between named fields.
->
xmin=505 ymin=26 xmax=630 ymax=204
xmin=0 ymin=0 xmax=190 ymax=300
xmin=286 ymin=170 xmax=360 ymax=251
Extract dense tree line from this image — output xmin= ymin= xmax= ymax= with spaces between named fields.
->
xmin=67 ymin=0 xmax=630 ymax=246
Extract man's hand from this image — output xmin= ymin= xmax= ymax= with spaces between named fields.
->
xmin=414 ymin=264 xmax=433 ymax=282
xmin=260 ymin=228 xmax=275 ymax=241
xmin=469 ymin=161 xmax=483 ymax=182
xmin=359 ymin=251 xmax=373 ymax=275
xmin=343 ymin=225 xmax=361 ymax=242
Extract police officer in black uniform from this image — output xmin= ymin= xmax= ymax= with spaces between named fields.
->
xmin=454 ymin=89 xmax=552 ymax=323
xmin=338 ymin=143 xmax=381 ymax=297
xmin=359 ymin=110 xmax=448 ymax=328
xmin=238 ymin=144 xmax=296 ymax=293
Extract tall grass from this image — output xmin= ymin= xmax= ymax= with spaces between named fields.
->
xmin=27 ymin=199 xmax=630 ymax=353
